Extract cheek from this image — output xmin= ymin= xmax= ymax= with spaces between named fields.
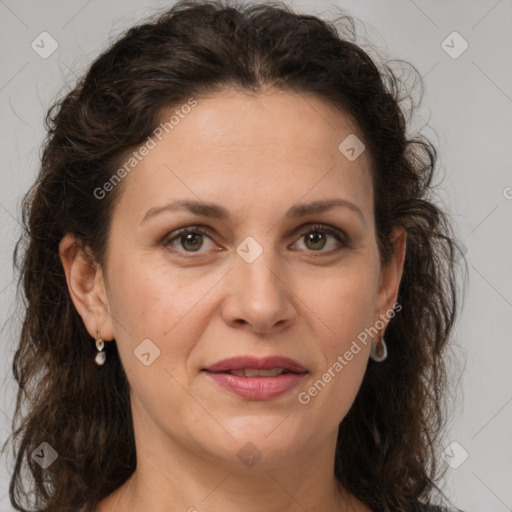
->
xmin=108 ymin=248 xmax=195 ymax=333
xmin=297 ymin=275 xmax=374 ymax=408
xmin=298 ymin=264 xmax=378 ymax=346
xmin=107 ymin=252 xmax=216 ymax=374
xmin=106 ymin=258 xmax=209 ymax=437
xmin=293 ymin=269 xmax=376 ymax=415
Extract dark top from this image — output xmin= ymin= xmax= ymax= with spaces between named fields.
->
xmin=423 ymin=505 xmax=465 ymax=512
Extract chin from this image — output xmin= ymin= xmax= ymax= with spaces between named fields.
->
xmin=195 ymin=421 xmax=308 ymax=467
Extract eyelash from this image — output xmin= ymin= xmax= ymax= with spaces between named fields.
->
xmin=162 ymin=223 xmax=349 ymax=257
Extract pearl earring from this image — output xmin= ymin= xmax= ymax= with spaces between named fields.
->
xmin=94 ymin=333 xmax=106 ymax=366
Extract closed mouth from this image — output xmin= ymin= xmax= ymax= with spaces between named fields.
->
xmin=205 ymin=368 xmax=301 ymax=378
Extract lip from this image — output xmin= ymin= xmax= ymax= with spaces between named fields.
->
xmin=203 ymin=371 xmax=306 ymax=400
xmin=202 ymin=355 xmax=307 ymax=400
xmin=202 ymin=355 xmax=307 ymax=373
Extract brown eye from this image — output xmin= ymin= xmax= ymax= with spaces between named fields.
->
xmin=294 ymin=224 xmax=348 ymax=253
xmin=303 ymin=232 xmax=328 ymax=251
xmin=179 ymin=232 xmax=203 ymax=252
xmin=163 ymin=227 xmax=215 ymax=254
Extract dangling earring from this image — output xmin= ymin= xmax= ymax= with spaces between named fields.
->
xmin=95 ymin=331 xmax=106 ymax=366
xmin=370 ymin=335 xmax=388 ymax=362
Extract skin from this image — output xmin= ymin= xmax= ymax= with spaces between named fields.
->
xmin=59 ymin=88 xmax=406 ymax=512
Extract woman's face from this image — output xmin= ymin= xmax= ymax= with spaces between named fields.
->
xmin=65 ymin=89 xmax=405 ymax=471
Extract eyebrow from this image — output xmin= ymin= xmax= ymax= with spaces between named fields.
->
xmin=140 ymin=198 xmax=366 ymax=226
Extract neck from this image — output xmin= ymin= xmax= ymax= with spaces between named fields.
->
xmin=97 ymin=396 xmax=369 ymax=512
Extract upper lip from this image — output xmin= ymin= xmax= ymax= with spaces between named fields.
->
xmin=202 ymin=356 xmax=307 ymax=373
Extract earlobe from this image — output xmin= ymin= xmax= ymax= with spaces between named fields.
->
xmin=58 ymin=233 xmax=115 ymax=341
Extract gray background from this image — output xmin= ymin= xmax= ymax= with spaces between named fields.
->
xmin=0 ymin=1 xmax=511 ymax=510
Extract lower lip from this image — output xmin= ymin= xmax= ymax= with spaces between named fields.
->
xmin=203 ymin=371 xmax=306 ymax=400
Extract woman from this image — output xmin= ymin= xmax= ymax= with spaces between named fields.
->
xmin=3 ymin=0 xmax=466 ymax=511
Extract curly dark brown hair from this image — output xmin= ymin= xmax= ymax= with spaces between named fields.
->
xmin=2 ymin=1 xmax=467 ymax=511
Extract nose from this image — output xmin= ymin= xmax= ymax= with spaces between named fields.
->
xmin=220 ymin=247 xmax=297 ymax=335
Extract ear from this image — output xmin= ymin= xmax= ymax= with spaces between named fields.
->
xmin=374 ymin=226 xmax=407 ymax=323
xmin=58 ymin=233 xmax=115 ymax=341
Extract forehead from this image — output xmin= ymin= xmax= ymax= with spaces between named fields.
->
xmin=157 ymin=88 xmax=366 ymax=160
xmin=113 ymin=89 xmax=373 ymax=225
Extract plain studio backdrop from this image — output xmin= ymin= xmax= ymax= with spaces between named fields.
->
xmin=0 ymin=1 xmax=511 ymax=511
